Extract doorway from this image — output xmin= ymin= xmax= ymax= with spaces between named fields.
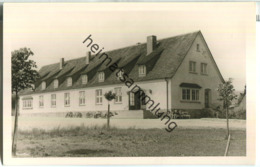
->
xmin=129 ymin=92 xmax=141 ymax=110
xmin=204 ymin=89 xmax=211 ymax=108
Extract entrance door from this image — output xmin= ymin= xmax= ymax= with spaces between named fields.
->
xmin=204 ymin=89 xmax=210 ymax=108
xmin=129 ymin=92 xmax=141 ymax=110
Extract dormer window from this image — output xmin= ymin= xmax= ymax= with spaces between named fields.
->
xmin=31 ymin=84 xmax=35 ymax=91
xmin=41 ymin=81 xmax=46 ymax=90
xmin=54 ymin=79 xmax=59 ymax=89
xmin=139 ymin=65 xmax=146 ymax=77
xmin=117 ymin=69 xmax=124 ymax=80
xmin=82 ymin=75 xmax=88 ymax=84
xmin=98 ymin=72 xmax=105 ymax=82
xmin=67 ymin=77 xmax=72 ymax=87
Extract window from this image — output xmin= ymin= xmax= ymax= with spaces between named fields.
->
xmin=82 ymin=75 xmax=88 ymax=84
xmin=189 ymin=61 xmax=196 ymax=73
xmin=114 ymin=87 xmax=122 ymax=103
xmin=117 ymin=69 xmax=124 ymax=80
xmin=23 ymin=99 xmax=33 ymax=109
xmin=41 ymin=81 xmax=46 ymax=90
xmin=182 ymin=89 xmax=190 ymax=100
xmin=98 ymin=72 xmax=105 ymax=82
xmin=139 ymin=65 xmax=146 ymax=77
xmin=31 ymin=84 xmax=35 ymax=90
xmin=129 ymin=92 xmax=135 ymax=106
xmin=182 ymin=88 xmax=199 ymax=101
xmin=54 ymin=79 xmax=59 ymax=89
xmin=79 ymin=91 xmax=86 ymax=106
xmin=51 ymin=94 xmax=56 ymax=107
xmin=39 ymin=95 xmax=44 ymax=107
xmin=67 ymin=77 xmax=72 ymax=87
xmin=201 ymin=63 xmax=207 ymax=74
xmin=196 ymin=44 xmax=200 ymax=52
xmin=64 ymin=93 xmax=70 ymax=106
xmin=96 ymin=89 xmax=102 ymax=105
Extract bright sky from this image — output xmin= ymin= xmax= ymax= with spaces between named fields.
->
xmin=4 ymin=3 xmax=254 ymax=91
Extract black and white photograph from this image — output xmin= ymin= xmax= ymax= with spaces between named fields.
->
xmin=2 ymin=2 xmax=256 ymax=165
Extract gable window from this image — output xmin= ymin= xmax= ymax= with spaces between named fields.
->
xmin=139 ymin=65 xmax=146 ymax=77
xmin=201 ymin=63 xmax=207 ymax=75
xmin=22 ymin=98 xmax=33 ymax=109
xmin=189 ymin=61 xmax=196 ymax=73
xmin=82 ymin=75 xmax=88 ymax=84
xmin=182 ymin=88 xmax=199 ymax=101
xmin=51 ymin=94 xmax=56 ymax=107
xmin=98 ymin=72 xmax=105 ymax=82
xmin=54 ymin=79 xmax=59 ymax=89
xmin=114 ymin=87 xmax=122 ymax=103
xmin=79 ymin=91 xmax=86 ymax=106
xmin=64 ymin=93 xmax=70 ymax=106
xmin=96 ymin=89 xmax=102 ymax=105
xmin=39 ymin=95 xmax=44 ymax=107
xmin=41 ymin=81 xmax=46 ymax=90
xmin=67 ymin=77 xmax=72 ymax=87
xmin=196 ymin=44 xmax=200 ymax=52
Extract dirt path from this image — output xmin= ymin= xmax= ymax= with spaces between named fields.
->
xmin=14 ymin=116 xmax=246 ymax=131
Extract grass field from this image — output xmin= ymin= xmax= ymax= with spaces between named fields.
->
xmin=15 ymin=125 xmax=246 ymax=157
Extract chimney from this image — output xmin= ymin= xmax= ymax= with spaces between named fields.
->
xmin=86 ymin=51 xmax=91 ymax=65
xmin=60 ymin=58 xmax=64 ymax=69
xmin=147 ymin=35 xmax=157 ymax=55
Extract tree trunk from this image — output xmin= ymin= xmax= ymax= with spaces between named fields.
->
xmin=225 ymin=101 xmax=230 ymax=139
xmin=12 ymin=91 xmax=19 ymax=156
xmin=107 ymin=103 xmax=110 ymax=130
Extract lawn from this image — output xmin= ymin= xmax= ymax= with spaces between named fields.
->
xmin=15 ymin=125 xmax=246 ymax=157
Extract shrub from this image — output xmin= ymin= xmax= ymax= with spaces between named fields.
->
xmin=65 ymin=112 xmax=73 ymax=118
xmin=73 ymin=112 xmax=82 ymax=118
xmin=94 ymin=111 xmax=102 ymax=118
xmin=86 ymin=112 xmax=94 ymax=118
xmin=106 ymin=112 xmax=114 ymax=118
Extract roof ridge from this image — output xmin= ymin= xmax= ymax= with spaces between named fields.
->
xmin=39 ymin=30 xmax=200 ymax=69
xmin=102 ymin=30 xmax=201 ymax=54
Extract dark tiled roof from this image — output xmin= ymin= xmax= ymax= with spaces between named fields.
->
xmin=20 ymin=31 xmax=213 ymax=95
xmin=137 ymin=47 xmax=164 ymax=65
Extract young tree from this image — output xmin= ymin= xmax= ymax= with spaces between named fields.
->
xmin=12 ymin=48 xmax=39 ymax=156
xmin=217 ymin=79 xmax=237 ymax=138
xmin=104 ymin=91 xmax=116 ymax=130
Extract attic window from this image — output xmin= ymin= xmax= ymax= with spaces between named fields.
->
xmin=117 ymin=69 xmax=124 ymax=80
xmin=67 ymin=77 xmax=72 ymax=87
xmin=54 ymin=79 xmax=59 ymax=89
xmin=98 ymin=72 xmax=105 ymax=82
xmin=139 ymin=65 xmax=146 ymax=77
xmin=82 ymin=75 xmax=88 ymax=84
xmin=196 ymin=44 xmax=200 ymax=52
xmin=41 ymin=81 xmax=46 ymax=90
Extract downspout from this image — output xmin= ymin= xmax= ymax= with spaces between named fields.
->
xmin=164 ymin=78 xmax=169 ymax=114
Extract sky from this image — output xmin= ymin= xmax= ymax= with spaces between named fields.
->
xmin=4 ymin=2 xmax=254 ymax=91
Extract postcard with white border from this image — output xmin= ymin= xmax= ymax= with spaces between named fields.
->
xmin=2 ymin=2 xmax=256 ymax=165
